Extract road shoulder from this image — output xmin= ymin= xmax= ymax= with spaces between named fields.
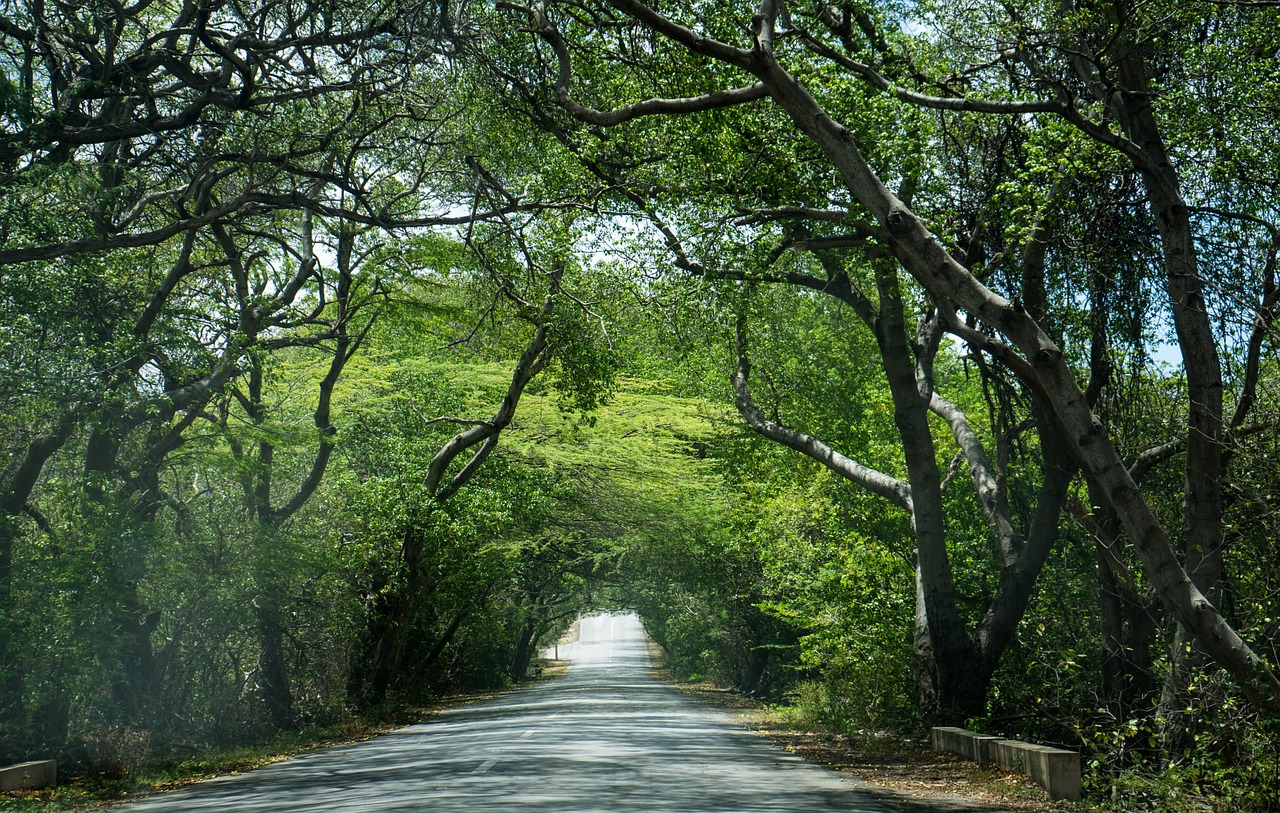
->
xmin=645 ymin=645 xmax=1091 ymax=813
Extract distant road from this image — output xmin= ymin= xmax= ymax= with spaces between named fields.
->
xmin=120 ymin=613 xmax=893 ymax=812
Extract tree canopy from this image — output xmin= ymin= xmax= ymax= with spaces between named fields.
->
xmin=3 ymin=0 xmax=1280 ymax=808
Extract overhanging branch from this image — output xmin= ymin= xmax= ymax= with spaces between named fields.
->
xmin=733 ymin=310 xmax=913 ymax=512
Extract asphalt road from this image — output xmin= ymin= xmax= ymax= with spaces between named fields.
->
xmin=120 ymin=613 xmax=893 ymax=812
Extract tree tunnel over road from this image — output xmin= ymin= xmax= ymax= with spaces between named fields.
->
xmin=118 ymin=613 xmax=896 ymax=812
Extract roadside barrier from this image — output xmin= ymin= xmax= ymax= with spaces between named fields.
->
xmin=0 ymin=760 xmax=57 ymax=791
xmin=931 ymin=726 xmax=1081 ymax=801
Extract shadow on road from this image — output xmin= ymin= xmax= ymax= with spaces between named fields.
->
xmin=120 ymin=613 xmax=892 ymax=813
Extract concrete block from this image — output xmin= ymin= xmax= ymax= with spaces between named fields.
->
xmin=968 ymin=734 xmax=1004 ymax=764
xmin=0 ymin=760 xmax=56 ymax=791
xmin=991 ymin=739 xmax=1081 ymax=802
xmin=930 ymin=726 xmax=1002 ymax=764
xmin=991 ymin=738 xmax=1033 ymax=772
xmin=930 ymin=728 xmax=1080 ymax=802
xmin=930 ymin=726 xmax=968 ymax=752
xmin=1025 ymin=744 xmax=1082 ymax=802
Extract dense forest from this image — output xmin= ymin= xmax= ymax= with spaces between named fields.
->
xmin=2 ymin=0 xmax=1280 ymax=808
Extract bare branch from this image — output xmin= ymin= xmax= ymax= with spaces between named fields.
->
xmin=514 ymin=0 xmax=765 ymax=127
xmin=426 ymin=416 xmax=496 ymax=428
xmin=606 ymin=0 xmax=756 ymax=69
xmin=563 ymin=83 xmax=769 ymax=126
xmin=797 ymin=30 xmax=1066 ymax=114
xmin=1 ymin=416 xmax=77 ymax=516
xmin=735 ymin=206 xmax=854 ymax=224
xmin=425 ymin=291 xmax=557 ymax=500
xmin=733 ymin=312 xmax=913 ymax=512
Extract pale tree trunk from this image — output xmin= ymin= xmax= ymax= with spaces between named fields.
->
xmin=586 ymin=0 xmax=1280 ymax=713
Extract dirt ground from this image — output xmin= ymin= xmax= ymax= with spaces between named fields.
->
xmin=647 ymin=646 xmax=1090 ymax=813
xmin=9 ymin=646 xmax=1089 ymax=813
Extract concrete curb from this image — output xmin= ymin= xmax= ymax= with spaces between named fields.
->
xmin=0 ymin=759 xmax=57 ymax=791
xmin=931 ymin=726 xmax=1081 ymax=801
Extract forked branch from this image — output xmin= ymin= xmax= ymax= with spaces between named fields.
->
xmin=732 ymin=311 xmax=913 ymax=512
xmin=424 ymin=289 xmax=558 ymax=501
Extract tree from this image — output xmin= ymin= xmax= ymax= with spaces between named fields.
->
xmin=487 ymin=0 xmax=1280 ymax=716
xmin=208 ymin=211 xmax=381 ymax=729
xmin=0 ymin=2 xmax=545 ymax=754
xmin=343 ymin=216 xmax=619 ymax=708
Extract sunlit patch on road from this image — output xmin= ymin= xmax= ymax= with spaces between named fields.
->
xmin=118 ymin=613 xmax=891 ymax=812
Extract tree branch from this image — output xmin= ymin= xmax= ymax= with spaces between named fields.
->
xmin=514 ymin=0 xmax=766 ymax=127
xmin=733 ymin=311 xmax=913 ymax=512
xmin=425 ymin=290 xmax=557 ymax=501
xmin=797 ymin=29 xmax=1067 ymax=114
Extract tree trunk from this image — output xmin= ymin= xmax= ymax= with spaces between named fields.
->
xmin=873 ymin=264 xmax=979 ymax=724
xmin=1109 ymin=50 xmax=1228 ymax=740
xmin=349 ymin=524 xmax=436 ymax=709
xmin=256 ymin=597 xmax=293 ymax=730
xmin=349 ymin=584 xmax=405 ymax=710
xmin=0 ymin=515 xmax=24 ymax=762
xmin=741 ymin=645 xmax=770 ymax=697
xmin=509 ymin=618 xmax=539 ymax=680
xmin=415 ymin=609 xmax=470 ymax=682
xmin=738 ymin=606 xmax=772 ymax=697
xmin=109 ymin=599 xmax=160 ymax=725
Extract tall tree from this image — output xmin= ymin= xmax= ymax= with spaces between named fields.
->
xmin=487 ymin=0 xmax=1280 ymax=714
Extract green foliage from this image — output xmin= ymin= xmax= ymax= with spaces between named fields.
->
xmin=752 ymin=485 xmax=916 ymax=732
xmin=1086 ymin=705 xmax=1280 ymax=813
xmin=5 ymin=3 xmax=1280 ymax=809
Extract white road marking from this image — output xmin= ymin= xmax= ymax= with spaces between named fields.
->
xmin=521 ymin=730 xmax=534 ymax=738
xmin=471 ymin=758 xmax=497 ymax=774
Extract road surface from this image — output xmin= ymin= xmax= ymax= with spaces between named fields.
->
xmin=121 ymin=613 xmax=893 ymax=812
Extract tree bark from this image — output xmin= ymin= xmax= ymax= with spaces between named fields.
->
xmin=737 ymin=26 xmax=1280 ymax=713
xmin=349 ymin=525 xmax=437 ymax=709
xmin=255 ymin=591 xmax=294 ymax=730
xmin=509 ymin=616 xmax=540 ymax=680
xmin=1098 ymin=39 xmax=1229 ymax=736
xmin=0 ymin=418 xmax=76 ymax=760
xmin=871 ymin=264 xmax=980 ymax=723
